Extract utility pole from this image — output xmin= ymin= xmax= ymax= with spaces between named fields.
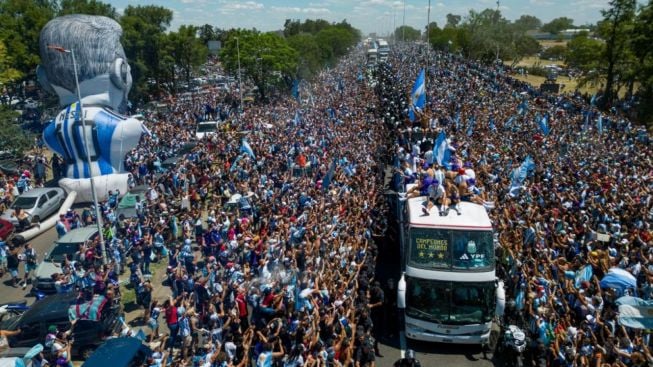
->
xmin=426 ymin=0 xmax=431 ymax=74
xmin=393 ymin=7 xmax=396 ymax=42
xmin=495 ymin=0 xmax=501 ymax=62
xmin=402 ymin=0 xmax=406 ymax=42
xmin=48 ymin=45 xmax=107 ymax=265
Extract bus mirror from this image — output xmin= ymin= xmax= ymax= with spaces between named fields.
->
xmin=495 ymin=280 xmax=506 ymax=318
xmin=397 ymin=274 xmax=406 ymax=309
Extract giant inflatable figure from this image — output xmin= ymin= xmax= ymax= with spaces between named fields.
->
xmin=38 ymin=15 xmax=144 ymax=203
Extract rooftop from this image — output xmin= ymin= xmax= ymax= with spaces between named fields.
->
xmin=405 ymin=184 xmax=492 ymax=230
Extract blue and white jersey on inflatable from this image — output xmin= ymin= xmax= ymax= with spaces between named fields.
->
xmin=38 ymin=15 xmax=144 ymax=203
xmin=43 ymin=102 xmax=142 ymax=177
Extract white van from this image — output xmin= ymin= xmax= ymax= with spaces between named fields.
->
xmin=195 ymin=121 xmax=219 ymax=139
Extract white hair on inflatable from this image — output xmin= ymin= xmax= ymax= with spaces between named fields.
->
xmin=39 ymin=14 xmax=126 ymax=92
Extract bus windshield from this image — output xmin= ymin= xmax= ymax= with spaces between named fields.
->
xmin=405 ymin=278 xmax=494 ymax=325
xmin=408 ymin=228 xmax=494 ymax=270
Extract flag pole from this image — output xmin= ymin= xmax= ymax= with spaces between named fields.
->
xmin=426 ymin=0 xmax=431 ymax=114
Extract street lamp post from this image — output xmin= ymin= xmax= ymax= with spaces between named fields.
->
xmin=48 ymin=45 xmax=107 ymax=265
xmin=235 ymin=37 xmax=243 ymax=113
xmin=402 ymin=0 xmax=406 ymax=42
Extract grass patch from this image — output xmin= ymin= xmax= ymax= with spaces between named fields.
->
xmin=122 ymin=286 xmax=136 ymax=306
xmin=540 ymin=40 xmax=568 ymax=48
xmin=119 ymin=259 xmax=167 ymax=310
xmin=510 ymin=73 xmax=599 ymax=94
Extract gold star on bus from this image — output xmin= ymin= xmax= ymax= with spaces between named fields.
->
xmin=438 ymin=253 xmax=444 ymax=259
xmin=419 ymin=251 xmax=425 ymax=258
xmin=428 ymin=252 xmax=435 ymax=258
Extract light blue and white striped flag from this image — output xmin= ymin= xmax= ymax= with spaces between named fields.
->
xmin=408 ymin=69 xmax=426 ymax=122
xmin=240 ymin=139 xmax=255 ymax=159
xmin=434 ymin=131 xmax=451 ymax=170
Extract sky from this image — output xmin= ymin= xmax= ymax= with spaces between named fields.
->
xmin=110 ymin=0 xmax=614 ymax=36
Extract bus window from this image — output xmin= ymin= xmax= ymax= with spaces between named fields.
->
xmin=452 ymin=231 xmax=494 ymax=270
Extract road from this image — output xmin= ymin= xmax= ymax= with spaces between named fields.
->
xmin=1 ymin=224 xmax=57 ymax=303
xmin=377 ymin=338 xmax=495 ymax=367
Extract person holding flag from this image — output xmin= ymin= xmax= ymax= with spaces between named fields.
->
xmin=408 ymin=69 xmax=426 ymax=123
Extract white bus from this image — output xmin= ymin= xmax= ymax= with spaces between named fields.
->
xmin=367 ymin=48 xmax=378 ymax=67
xmin=377 ymin=39 xmax=389 ymax=62
xmin=398 ymin=184 xmax=504 ymax=344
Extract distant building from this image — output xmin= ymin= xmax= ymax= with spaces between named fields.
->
xmin=207 ymin=40 xmax=221 ymax=55
xmin=560 ymin=29 xmax=591 ymax=38
xmin=526 ymin=30 xmax=555 ymax=40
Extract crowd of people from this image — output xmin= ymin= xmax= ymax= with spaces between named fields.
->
xmin=0 ymin=40 xmax=651 ymax=367
xmin=2 ymin=51 xmax=393 ymax=367
xmin=380 ymin=44 xmax=653 ymax=367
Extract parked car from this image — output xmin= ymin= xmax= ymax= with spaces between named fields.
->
xmin=0 ymin=218 xmax=14 ymax=240
xmin=115 ymin=185 xmax=149 ymax=220
xmin=32 ymin=227 xmax=99 ymax=293
xmin=0 ymin=159 xmax=20 ymax=176
xmin=1 ymin=293 xmax=121 ymax=359
xmin=161 ymin=155 xmax=184 ymax=171
xmin=0 ymin=188 xmax=66 ymax=227
xmin=81 ymin=337 xmax=152 ymax=367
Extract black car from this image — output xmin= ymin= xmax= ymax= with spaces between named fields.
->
xmin=1 ymin=293 xmax=122 ymax=359
xmin=82 ymin=337 xmax=152 ymax=367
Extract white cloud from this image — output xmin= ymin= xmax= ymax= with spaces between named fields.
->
xmin=529 ymin=0 xmax=554 ymax=5
xmin=219 ymin=0 xmax=264 ymax=12
xmin=436 ymin=2 xmax=445 ymax=7
xmin=271 ymin=6 xmax=331 ymax=14
xmin=570 ymin=0 xmax=609 ymax=9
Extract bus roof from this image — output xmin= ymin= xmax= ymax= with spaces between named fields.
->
xmin=405 ymin=185 xmax=492 ymax=230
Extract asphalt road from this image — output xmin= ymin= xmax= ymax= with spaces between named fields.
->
xmin=1 ymin=223 xmax=57 ymax=303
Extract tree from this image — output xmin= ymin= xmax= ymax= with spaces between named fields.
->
xmin=220 ymin=30 xmax=297 ymax=100
xmin=565 ymin=33 xmax=603 ymax=71
xmin=287 ymin=33 xmax=321 ymax=79
xmin=631 ymin=0 xmax=653 ymax=123
xmin=198 ymin=24 xmax=217 ymax=45
xmin=394 ymin=25 xmax=421 ymax=42
xmin=57 ymin=0 xmax=117 ymax=18
xmin=462 ymin=8 xmax=513 ymax=62
xmin=541 ymin=17 xmax=575 ymax=34
xmin=0 ymin=40 xmax=21 ymax=87
xmin=513 ymin=15 xmax=542 ymax=32
xmin=598 ymin=0 xmax=636 ymax=106
xmin=315 ymin=26 xmax=357 ymax=65
xmin=445 ymin=14 xmax=461 ymax=28
xmin=510 ymin=34 xmax=541 ymax=66
xmin=0 ymin=0 xmax=56 ymax=78
xmin=541 ymin=45 xmax=567 ymax=60
xmin=429 ymin=25 xmax=459 ymax=51
xmin=120 ymin=5 xmax=173 ymax=102
xmin=0 ymin=106 xmax=31 ymax=154
xmin=283 ymin=19 xmax=301 ymax=37
xmin=168 ymin=25 xmax=208 ymax=87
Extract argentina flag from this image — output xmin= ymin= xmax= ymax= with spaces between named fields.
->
xmin=240 ymin=139 xmax=255 ymax=159
xmin=434 ymin=131 xmax=451 ymax=169
xmin=538 ymin=114 xmax=550 ymax=136
xmin=511 ymin=155 xmax=535 ymax=189
xmin=616 ymin=296 xmax=653 ymax=330
xmin=408 ymin=69 xmax=426 ymax=122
